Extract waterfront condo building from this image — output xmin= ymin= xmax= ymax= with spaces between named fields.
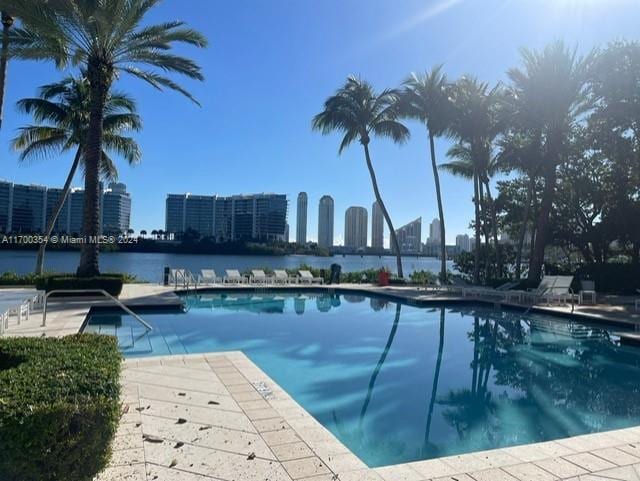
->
xmin=396 ymin=217 xmax=422 ymax=254
xmin=165 ymin=192 xmax=288 ymax=242
xmin=296 ymin=192 xmax=308 ymax=244
xmin=344 ymin=206 xmax=368 ymax=250
xmin=371 ymin=201 xmax=384 ymax=250
xmin=0 ymin=180 xmax=131 ymax=235
xmin=317 ymin=195 xmax=334 ymax=248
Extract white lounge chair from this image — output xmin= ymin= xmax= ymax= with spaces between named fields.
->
xmin=199 ymin=269 xmax=221 ymax=285
xmin=533 ymin=276 xmax=574 ymax=305
xmin=273 ymin=270 xmax=293 ymax=284
xmin=298 ymin=270 xmax=323 ymax=285
xmin=251 ymin=270 xmax=270 ymax=284
xmin=224 ymin=269 xmax=247 ymax=284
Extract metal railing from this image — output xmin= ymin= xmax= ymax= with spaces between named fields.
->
xmin=42 ymin=289 xmax=153 ymax=331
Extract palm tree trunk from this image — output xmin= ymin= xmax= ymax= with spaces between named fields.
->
xmin=0 ymin=12 xmax=13 ymax=131
xmin=478 ymin=181 xmax=491 ymax=280
xmin=473 ymin=173 xmax=481 ymax=284
xmin=529 ymin=166 xmax=556 ymax=282
xmin=35 ymin=148 xmax=82 ymax=275
xmin=359 ymin=303 xmax=401 ymax=428
xmin=78 ymin=62 xmax=110 ymax=277
xmin=484 ymin=181 xmax=501 ymax=278
xmin=515 ymin=177 xmax=534 ymax=280
xmin=422 ymin=306 xmax=445 ymax=455
xmin=429 ymin=133 xmax=447 ymax=281
xmin=363 ymin=143 xmax=403 ymax=278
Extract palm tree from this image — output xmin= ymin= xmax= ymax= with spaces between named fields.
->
xmin=12 ymin=76 xmax=141 ymax=274
xmin=445 ymin=77 xmax=502 ymax=283
xmin=507 ymin=41 xmax=591 ymax=281
xmin=400 ymin=66 xmax=452 ymax=281
xmin=0 ymin=10 xmax=13 ymax=129
xmin=313 ymin=76 xmax=409 ymax=277
xmin=5 ymin=0 xmax=207 ymax=276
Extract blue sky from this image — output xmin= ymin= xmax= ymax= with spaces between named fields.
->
xmin=1 ymin=0 xmax=639 ymax=244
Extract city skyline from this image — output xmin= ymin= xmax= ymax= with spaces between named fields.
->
xmin=2 ymin=1 xmax=637 ymax=243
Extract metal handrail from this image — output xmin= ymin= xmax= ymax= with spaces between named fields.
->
xmin=42 ymin=289 xmax=153 ymax=331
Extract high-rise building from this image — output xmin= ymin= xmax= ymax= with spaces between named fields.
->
xmin=11 ymin=184 xmax=47 ymax=233
xmin=428 ymin=218 xmax=441 ymax=244
xmin=45 ymin=188 xmax=71 ymax=233
xmin=165 ymin=192 xmax=288 ymax=242
xmin=371 ymin=201 xmax=384 ymax=250
xmin=296 ymin=192 xmax=307 ymax=244
xmin=318 ymin=195 xmax=334 ymax=248
xmin=344 ymin=206 xmax=368 ymax=250
xmin=68 ymin=189 xmax=84 ymax=235
xmin=0 ymin=180 xmax=13 ymax=232
xmin=456 ymin=234 xmax=471 ymax=252
xmin=396 ymin=217 xmax=422 ymax=254
xmin=0 ymin=179 xmax=130 ymax=234
xmin=102 ymin=183 xmax=132 ymax=234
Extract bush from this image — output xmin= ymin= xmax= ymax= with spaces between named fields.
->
xmin=575 ymin=263 xmax=640 ymax=294
xmin=0 ymin=272 xmax=48 ymax=286
xmin=36 ymin=275 xmax=126 ymax=296
xmin=0 ymin=335 xmax=122 ymax=481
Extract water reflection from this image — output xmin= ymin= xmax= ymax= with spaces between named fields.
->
xmin=86 ymin=292 xmax=640 ymax=467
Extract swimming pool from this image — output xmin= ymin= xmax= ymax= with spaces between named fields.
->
xmin=85 ymin=290 xmax=640 ymax=467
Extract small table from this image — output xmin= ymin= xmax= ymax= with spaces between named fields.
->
xmin=579 ymin=290 xmax=596 ymax=305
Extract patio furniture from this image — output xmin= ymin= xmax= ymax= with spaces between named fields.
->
xmin=578 ymin=280 xmax=596 ymax=305
xmin=251 ymin=270 xmax=270 ymax=284
xmin=273 ymin=270 xmax=293 ymax=284
xmin=298 ymin=270 xmax=323 ymax=285
xmin=533 ymin=276 xmax=574 ymax=305
xmin=224 ymin=269 xmax=247 ymax=284
xmin=199 ymin=269 xmax=221 ymax=285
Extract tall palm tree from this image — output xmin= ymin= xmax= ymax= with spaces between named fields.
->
xmin=0 ymin=10 xmax=13 ymax=130
xmin=445 ymin=77 xmax=502 ymax=283
xmin=400 ymin=66 xmax=452 ymax=281
xmin=507 ymin=41 xmax=591 ymax=281
xmin=4 ymin=0 xmax=207 ymax=276
xmin=313 ymin=76 xmax=409 ymax=277
xmin=12 ymin=76 xmax=141 ymax=274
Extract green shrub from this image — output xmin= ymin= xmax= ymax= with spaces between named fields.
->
xmin=36 ymin=275 xmax=126 ymax=296
xmin=0 ymin=272 xmax=49 ymax=286
xmin=409 ymin=270 xmax=438 ymax=285
xmin=0 ymin=335 xmax=122 ymax=481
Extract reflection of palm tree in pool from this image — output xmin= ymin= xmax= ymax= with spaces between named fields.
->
xmin=422 ymin=306 xmax=446 ymax=456
xmin=440 ymin=315 xmax=500 ymax=441
xmin=359 ymin=303 xmax=402 ymax=430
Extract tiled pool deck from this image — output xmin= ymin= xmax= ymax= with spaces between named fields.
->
xmin=4 ymin=283 xmax=640 ymax=480
xmin=105 ymin=351 xmax=640 ymax=481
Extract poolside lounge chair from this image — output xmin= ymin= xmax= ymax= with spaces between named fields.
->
xmin=298 ymin=270 xmax=323 ymax=285
xmin=224 ymin=269 xmax=247 ymax=284
xmin=199 ymin=269 xmax=221 ymax=285
xmin=531 ymin=276 xmax=574 ymax=305
xmin=273 ymin=270 xmax=293 ymax=284
xmin=251 ymin=270 xmax=270 ymax=284
xmin=578 ymin=280 xmax=596 ymax=305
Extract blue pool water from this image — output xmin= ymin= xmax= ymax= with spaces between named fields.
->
xmin=85 ymin=291 xmax=640 ymax=467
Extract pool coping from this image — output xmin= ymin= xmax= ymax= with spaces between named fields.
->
xmin=107 ymin=350 xmax=640 ymax=481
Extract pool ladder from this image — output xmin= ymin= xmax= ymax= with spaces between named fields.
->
xmin=42 ymin=289 xmax=153 ymax=331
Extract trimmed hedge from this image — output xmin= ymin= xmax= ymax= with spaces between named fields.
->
xmin=0 ymin=335 xmax=122 ymax=481
xmin=35 ymin=275 xmax=125 ymax=296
